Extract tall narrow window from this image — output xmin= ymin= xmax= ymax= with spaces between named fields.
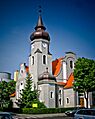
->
xmin=43 ymin=55 xmax=46 ymax=64
xmin=66 ymin=98 xmax=69 ymax=104
xmin=59 ymin=90 xmax=61 ymax=95
xmin=59 ymin=98 xmax=61 ymax=105
xmin=50 ymin=91 xmax=54 ymax=98
xmin=21 ymin=70 xmax=23 ymax=73
xmin=32 ymin=56 xmax=34 ymax=65
xmin=70 ymin=60 xmax=73 ymax=69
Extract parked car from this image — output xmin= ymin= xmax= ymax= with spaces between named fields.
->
xmin=74 ymin=109 xmax=95 ymax=119
xmin=0 ymin=112 xmax=15 ymax=119
xmin=65 ymin=109 xmax=78 ymax=117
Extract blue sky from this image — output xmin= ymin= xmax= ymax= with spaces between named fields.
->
xmin=0 ymin=0 xmax=95 ymax=78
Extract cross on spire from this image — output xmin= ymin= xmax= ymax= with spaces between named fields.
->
xmin=38 ymin=5 xmax=42 ymax=15
xmin=34 ymin=5 xmax=46 ymax=30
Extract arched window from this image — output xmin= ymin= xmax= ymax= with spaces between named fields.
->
xmin=66 ymin=98 xmax=69 ymax=104
xmin=59 ymin=90 xmax=61 ymax=95
xmin=32 ymin=56 xmax=34 ymax=65
xmin=70 ymin=60 xmax=73 ymax=69
xmin=43 ymin=55 xmax=46 ymax=64
xmin=59 ymin=98 xmax=61 ymax=105
xmin=21 ymin=70 xmax=23 ymax=73
xmin=50 ymin=91 xmax=54 ymax=98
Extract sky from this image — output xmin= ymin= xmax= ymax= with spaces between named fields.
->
xmin=0 ymin=0 xmax=95 ymax=78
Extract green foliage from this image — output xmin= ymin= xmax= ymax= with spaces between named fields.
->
xmin=73 ymin=57 xmax=95 ymax=107
xmin=16 ymin=74 xmax=39 ymax=108
xmin=0 ymin=80 xmax=16 ymax=109
xmin=73 ymin=57 xmax=95 ymax=92
xmin=22 ymin=107 xmax=75 ymax=114
xmin=31 ymin=99 xmax=46 ymax=108
xmin=7 ymin=80 xmax=16 ymax=95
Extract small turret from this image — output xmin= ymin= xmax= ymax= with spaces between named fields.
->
xmin=38 ymin=67 xmax=56 ymax=81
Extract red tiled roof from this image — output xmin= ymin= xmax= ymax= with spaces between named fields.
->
xmin=10 ymin=92 xmax=16 ymax=97
xmin=57 ymin=82 xmax=66 ymax=86
xmin=64 ymin=73 xmax=74 ymax=88
xmin=25 ymin=66 xmax=29 ymax=73
xmin=52 ymin=57 xmax=63 ymax=76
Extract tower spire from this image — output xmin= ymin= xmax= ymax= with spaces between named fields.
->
xmin=35 ymin=6 xmax=46 ymax=30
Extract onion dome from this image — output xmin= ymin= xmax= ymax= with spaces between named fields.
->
xmin=38 ymin=68 xmax=56 ymax=81
xmin=30 ymin=15 xmax=50 ymax=41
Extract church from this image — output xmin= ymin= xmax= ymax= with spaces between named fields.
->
xmin=13 ymin=14 xmax=92 ymax=108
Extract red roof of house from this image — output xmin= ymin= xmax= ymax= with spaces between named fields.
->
xmin=52 ymin=57 xmax=63 ymax=76
xmin=64 ymin=73 xmax=74 ymax=88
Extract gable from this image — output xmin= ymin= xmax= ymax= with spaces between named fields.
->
xmin=64 ymin=73 xmax=74 ymax=88
xmin=52 ymin=58 xmax=63 ymax=76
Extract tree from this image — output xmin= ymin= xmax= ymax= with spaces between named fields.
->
xmin=7 ymin=80 xmax=16 ymax=95
xmin=73 ymin=57 xmax=95 ymax=108
xmin=16 ymin=74 xmax=38 ymax=108
xmin=0 ymin=80 xmax=16 ymax=109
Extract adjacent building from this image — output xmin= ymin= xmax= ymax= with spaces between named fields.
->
xmin=0 ymin=72 xmax=12 ymax=82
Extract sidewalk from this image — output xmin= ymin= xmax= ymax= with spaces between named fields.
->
xmin=16 ymin=113 xmax=66 ymax=118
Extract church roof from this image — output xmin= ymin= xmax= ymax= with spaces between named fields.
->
xmin=52 ymin=57 xmax=63 ymax=76
xmin=64 ymin=73 xmax=74 ymax=88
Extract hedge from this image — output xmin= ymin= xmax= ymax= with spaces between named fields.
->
xmin=22 ymin=107 xmax=75 ymax=114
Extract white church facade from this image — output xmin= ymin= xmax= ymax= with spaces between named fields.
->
xmin=13 ymin=14 xmax=93 ymax=108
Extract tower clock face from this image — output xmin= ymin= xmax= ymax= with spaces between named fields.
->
xmin=42 ymin=43 xmax=47 ymax=48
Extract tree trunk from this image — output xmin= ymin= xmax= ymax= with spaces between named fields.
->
xmin=84 ymin=91 xmax=88 ymax=108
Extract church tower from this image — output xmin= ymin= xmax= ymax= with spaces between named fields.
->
xmin=29 ymin=14 xmax=52 ymax=89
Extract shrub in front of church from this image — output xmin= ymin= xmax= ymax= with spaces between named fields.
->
xmin=22 ymin=107 xmax=75 ymax=114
